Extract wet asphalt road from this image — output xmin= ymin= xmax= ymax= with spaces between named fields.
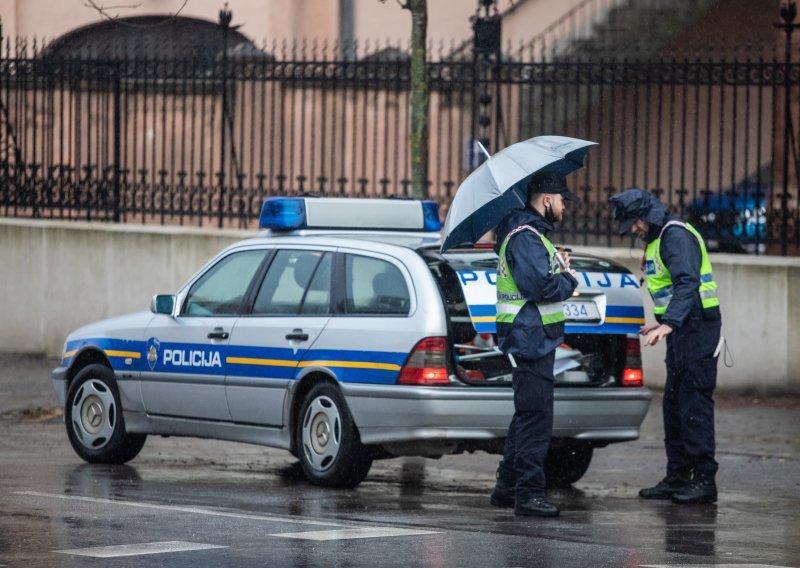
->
xmin=0 ymin=354 xmax=798 ymax=567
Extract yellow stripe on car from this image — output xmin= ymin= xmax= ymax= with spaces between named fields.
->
xmin=226 ymin=357 xmax=400 ymax=371
xmin=227 ymin=357 xmax=297 ymax=367
xmin=299 ymin=360 xmax=402 ymax=371
xmin=605 ymin=317 xmax=646 ymax=324
xmin=104 ymin=350 xmax=141 ymax=359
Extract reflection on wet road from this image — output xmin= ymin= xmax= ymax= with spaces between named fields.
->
xmin=1 ymin=392 xmax=798 ymax=567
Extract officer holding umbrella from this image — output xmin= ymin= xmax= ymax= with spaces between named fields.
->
xmin=609 ymin=189 xmax=722 ymax=505
xmin=488 ymin=173 xmax=580 ymax=517
xmin=441 ymin=135 xmax=596 ymax=517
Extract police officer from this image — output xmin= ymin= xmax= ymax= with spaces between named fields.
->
xmin=490 ymin=172 xmax=579 ymax=517
xmin=609 ymin=189 xmax=721 ymax=505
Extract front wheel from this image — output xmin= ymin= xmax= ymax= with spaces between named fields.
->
xmin=65 ymin=364 xmax=146 ymax=464
xmin=545 ymin=441 xmax=594 ymax=488
xmin=296 ymin=382 xmax=372 ymax=488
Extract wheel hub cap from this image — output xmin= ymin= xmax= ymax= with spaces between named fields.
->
xmin=301 ymin=395 xmax=342 ymax=472
xmin=311 ymin=414 xmax=330 ymax=453
xmin=81 ymin=396 xmax=104 ymax=434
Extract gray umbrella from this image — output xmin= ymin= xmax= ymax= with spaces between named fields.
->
xmin=440 ymin=135 xmax=597 ymax=252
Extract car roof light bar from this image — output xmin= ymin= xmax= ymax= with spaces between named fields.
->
xmin=259 ymin=197 xmax=442 ymax=232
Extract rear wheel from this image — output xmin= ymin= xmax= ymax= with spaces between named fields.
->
xmin=545 ymin=441 xmax=593 ymax=488
xmin=65 ymin=364 xmax=146 ymax=464
xmin=296 ymin=382 xmax=372 ymax=488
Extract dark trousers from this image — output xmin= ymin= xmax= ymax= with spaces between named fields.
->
xmin=496 ymin=352 xmax=555 ymax=499
xmin=663 ymin=316 xmax=721 ymax=478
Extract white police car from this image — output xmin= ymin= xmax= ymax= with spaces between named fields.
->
xmin=52 ymin=197 xmax=651 ymax=488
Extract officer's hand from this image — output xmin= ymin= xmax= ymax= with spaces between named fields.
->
xmin=643 ymin=323 xmax=673 ymax=346
xmin=558 ymin=249 xmax=575 ymax=275
xmin=559 ymin=248 xmax=571 ymax=270
xmin=639 ymin=324 xmax=659 ymax=335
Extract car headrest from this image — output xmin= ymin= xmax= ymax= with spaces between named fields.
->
xmin=372 ymin=271 xmax=404 ymax=298
xmin=293 ymin=254 xmax=320 ymax=287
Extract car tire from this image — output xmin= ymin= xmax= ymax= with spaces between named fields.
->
xmin=545 ymin=441 xmax=593 ymax=488
xmin=296 ymin=382 xmax=372 ymax=488
xmin=65 ymin=364 xmax=146 ymax=464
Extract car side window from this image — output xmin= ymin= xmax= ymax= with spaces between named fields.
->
xmin=252 ymin=250 xmax=328 ymax=315
xmin=345 ymin=254 xmax=410 ymax=315
xmin=300 ymin=253 xmax=332 ymax=315
xmin=182 ymin=250 xmax=267 ymax=316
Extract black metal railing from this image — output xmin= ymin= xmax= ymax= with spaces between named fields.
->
xmin=1 ymin=9 xmax=799 ymax=254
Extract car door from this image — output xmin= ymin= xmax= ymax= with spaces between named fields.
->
xmin=225 ymin=248 xmax=333 ymax=426
xmin=141 ymin=248 xmax=269 ymax=421
xmin=305 ymin=251 xmax=416 ymax=388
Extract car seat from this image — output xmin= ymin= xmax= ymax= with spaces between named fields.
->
xmin=370 ymin=271 xmax=409 ymax=314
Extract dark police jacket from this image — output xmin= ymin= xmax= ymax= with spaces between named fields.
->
xmin=644 ymin=213 xmax=722 ymax=330
xmin=495 ymin=208 xmax=578 ymax=361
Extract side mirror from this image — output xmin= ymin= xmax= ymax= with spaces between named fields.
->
xmin=150 ymin=294 xmax=176 ymax=315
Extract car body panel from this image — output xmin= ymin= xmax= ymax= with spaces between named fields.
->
xmin=140 ymin=315 xmax=234 ymax=421
xmin=342 ymin=383 xmax=650 ymax=445
xmin=53 ymin=226 xmax=651 ymax=459
xmin=226 ymin=314 xmax=331 ymax=425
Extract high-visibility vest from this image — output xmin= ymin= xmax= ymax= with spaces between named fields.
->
xmin=644 ymin=221 xmax=720 ymax=316
xmin=496 ymin=225 xmax=566 ymax=327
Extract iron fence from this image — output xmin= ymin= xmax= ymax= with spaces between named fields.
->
xmin=0 ymin=18 xmax=798 ymax=254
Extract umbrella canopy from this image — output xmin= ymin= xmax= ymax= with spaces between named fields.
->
xmin=440 ymin=135 xmax=597 ymax=253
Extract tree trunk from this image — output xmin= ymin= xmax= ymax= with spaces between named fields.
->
xmin=407 ymin=0 xmax=428 ymax=199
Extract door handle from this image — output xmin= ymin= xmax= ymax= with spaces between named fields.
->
xmin=285 ymin=329 xmax=309 ymax=341
xmin=207 ymin=328 xmax=229 ymax=340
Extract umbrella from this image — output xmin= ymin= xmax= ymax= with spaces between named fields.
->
xmin=440 ymin=135 xmax=597 ymax=253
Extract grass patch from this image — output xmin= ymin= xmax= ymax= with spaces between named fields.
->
xmin=21 ymin=405 xmax=63 ymax=422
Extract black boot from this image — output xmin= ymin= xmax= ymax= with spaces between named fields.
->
xmin=639 ymin=471 xmax=692 ymax=500
xmin=672 ymin=474 xmax=717 ymax=504
xmin=490 ymin=477 xmax=515 ymax=509
xmin=514 ymin=496 xmax=559 ymax=518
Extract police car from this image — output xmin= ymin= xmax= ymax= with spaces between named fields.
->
xmin=52 ymin=197 xmax=651 ymax=488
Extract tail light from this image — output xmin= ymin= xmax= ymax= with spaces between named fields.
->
xmin=622 ymin=337 xmax=644 ymax=387
xmin=397 ymin=337 xmax=450 ymax=386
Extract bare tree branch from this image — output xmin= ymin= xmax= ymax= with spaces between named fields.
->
xmin=83 ymin=0 xmax=190 ymax=27
xmin=83 ymin=0 xmax=142 ymax=20
xmin=378 ymin=0 xmax=409 ymax=9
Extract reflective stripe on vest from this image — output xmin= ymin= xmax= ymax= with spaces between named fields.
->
xmin=644 ymin=221 xmax=719 ymax=315
xmin=496 ymin=224 xmax=566 ymax=326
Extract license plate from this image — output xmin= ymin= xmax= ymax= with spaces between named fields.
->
xmin=562 ymin=301 xmax=600 ymax=322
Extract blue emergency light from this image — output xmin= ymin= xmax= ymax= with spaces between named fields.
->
xmin=259 ymin=197 xmax=307 ymax=230
xmin=259 ymin=197 xmax=442 ymax=232
xmin=421 ymin=201 xmax=441 ymax=232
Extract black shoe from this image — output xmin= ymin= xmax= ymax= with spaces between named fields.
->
xmin=639 ymin=472 xmax=692 ymax=500
xmin=490 ymin=479 xmax=515 ymax=509
xmin=514 ymin=496 xmax=560 ymax=517
xmin=672 ymin=476 xmax=717 ymax=504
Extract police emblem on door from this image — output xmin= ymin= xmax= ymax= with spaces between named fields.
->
xmin=146 ymin=337 xmax=160 ymax=371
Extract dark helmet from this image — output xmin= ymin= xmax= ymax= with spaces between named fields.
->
xmin=608 ymin=188 xmax=667 ymax=235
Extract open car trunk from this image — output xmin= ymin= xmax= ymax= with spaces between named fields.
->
xmin=422 ymin=248 xmax=640 ymax=388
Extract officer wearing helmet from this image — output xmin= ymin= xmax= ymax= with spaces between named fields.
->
xmin=609 ymin=189 xmax=722 ymax=504
xmin=489 ymin=172 xmax=579 ymax=517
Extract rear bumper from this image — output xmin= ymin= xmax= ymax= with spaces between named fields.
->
xmin=342 ymin=384 xmax=652 ymax=446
